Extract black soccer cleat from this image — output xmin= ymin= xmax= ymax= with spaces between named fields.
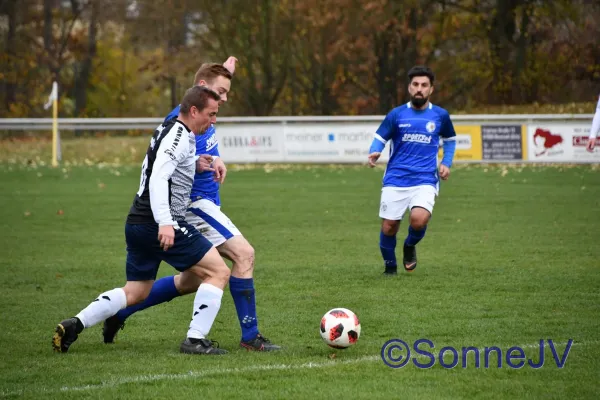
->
xmin=52 ymin=317 xmax=81 ymax=353
xmin=180 ymin=338 xmax=228 ymax=355
xmin=240 ymin=334 xmax=281 ymax=352
xmin=103 ymin=315 xmax=125 ymax=344
xmin=403 ymin=244 xmax=417 ymax=272
xmin=383 ymin=264 xmax=398 ymax=275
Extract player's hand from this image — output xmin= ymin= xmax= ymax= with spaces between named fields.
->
xmin=196 ymin=155 xmax=215 ymax=173
xmin=439 ymin=164 xmax=450 ymax=180
xmin=586 ymin=137 xmax=596 ymax=152
xmin=158 ymin=225 xmax=175 ymax=251
xmin=223 ymin=56 xmax=238 ymax=74
xmin=368 ymin=152 xmax=381 ymax=168
xmin=212 ymin=157 xmax=227 ymax=184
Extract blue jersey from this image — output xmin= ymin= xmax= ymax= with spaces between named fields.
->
xmin=374 ymin=102 xmax=456 ymax=190
xmin=164 ymin=105 xmax=221 ymax=205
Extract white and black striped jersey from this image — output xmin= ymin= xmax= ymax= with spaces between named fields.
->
xmin=126 ymin=119 xmax=196 ymax=226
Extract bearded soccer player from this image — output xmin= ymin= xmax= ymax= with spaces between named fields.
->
xmin=368 ymin=66 xmax=457 ymax=275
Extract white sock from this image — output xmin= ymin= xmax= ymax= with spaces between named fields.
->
xmin=187 ymin=283 xmax=223 ymax=339
xmin=75 ymin=288 xmax=127 ymax=328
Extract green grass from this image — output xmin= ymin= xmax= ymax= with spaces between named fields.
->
xmin=0 ymin=162 xmax=599 ymax=399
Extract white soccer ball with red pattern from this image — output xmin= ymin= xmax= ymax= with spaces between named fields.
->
xmin=319 ymin=308 xmax=361 ymax=349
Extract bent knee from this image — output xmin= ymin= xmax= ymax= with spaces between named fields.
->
xmin=409 ymin=211 xmax=430 ymax=230
xmin=213 ymin=264 xmax=231 ymax=285
xmin=381 ymin=219 xmax=400 ymax=235
xmin=123 ymin=283 xmax=152 ymax=305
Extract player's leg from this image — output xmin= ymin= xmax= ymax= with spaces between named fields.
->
xmin=103 ymin=204 xmax=212 ymax=343
xmin=379 ymin=187 xmax=411 ymax=275
xmin=189 ymin=199 xmax=280 ymax=350
xmin=54 ymin=223 xmax=160 ymax=352
xmin=179 ymin=243 xmax=231 ymax=355
xmin=160 ymin=221 xmax=230 ymax=355
xmin=402 ymin=185 xmax=436 ymax=272
xmin=218 ymin=235 xmax=281 ymax=351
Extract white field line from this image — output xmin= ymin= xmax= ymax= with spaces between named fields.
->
xmin=0 ymin=340 xmax=595 ymax=397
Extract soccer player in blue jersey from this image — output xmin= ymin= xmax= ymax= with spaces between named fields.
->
xmin=103 ymin=58 xmax=280 ymax=351
xmin=368 ymin=66 xmax=457 ymax=275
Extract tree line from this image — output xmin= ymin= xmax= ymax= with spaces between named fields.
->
xmin=1 ymin=0 xmax=599 ymax=118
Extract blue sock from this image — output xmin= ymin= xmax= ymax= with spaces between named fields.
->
xmin=379 ymin=231 xmax=397 ymax=267
xmin=405 ymin=225 xmax=427 ymax=246
xmin=229 ymin=276 xmax=259 ymax=342
xmin=114 ymin=276 xmax=180 ymax=322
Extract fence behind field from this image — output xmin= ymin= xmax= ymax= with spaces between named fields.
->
xmin=0 ymin=114 xmax=597 ymax=163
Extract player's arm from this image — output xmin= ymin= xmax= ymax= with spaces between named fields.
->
xmin=211 ymin=146 xmax=227 ymax=184
xmin=587 ymin=95 xmax=600 ymax=152
xmin=438 ymin=112 xmax=457 ymax=180
xmin=368 ymin=112 xmax=397 ymax=167
xmin=150 ymin=125 xmax=187 ymax=250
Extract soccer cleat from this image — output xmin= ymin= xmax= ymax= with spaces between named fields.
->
xmin=180 ymin=338 xmax=228 ymax=355
xmin=52 ymin=317 xmax=80 ymax=353
xmin=240 ymin=334 xmax=281 ymax=351
xmin=403 ymin=244 xmax=417 ymax=272
xmin=103 ymin=315 xmax=125 ymax=344
xmin=383 ymin=264 xmax=398 ymax=275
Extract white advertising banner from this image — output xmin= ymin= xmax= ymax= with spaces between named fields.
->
xmin=215 ymin=121 xmax=392 ymax=163
xmin=527 ymin=123 xmax=600 ymax=162
xmin=216 ymin=124 xmax=284 ymax=162
xmin=282 ymin=122 xmax=390 ymax=163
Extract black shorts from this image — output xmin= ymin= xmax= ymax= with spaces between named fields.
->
xmin=125 ymin=221 xmax=213 ymax=281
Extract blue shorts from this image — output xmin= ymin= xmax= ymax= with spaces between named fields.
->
xmin=125 ymin=221 xmax=213 ymax=281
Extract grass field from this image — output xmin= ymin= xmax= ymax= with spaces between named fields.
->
xmin=0 ymin=158 xmax=599 ymax=399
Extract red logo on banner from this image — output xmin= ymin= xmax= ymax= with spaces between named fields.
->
xmin=533 ymin=128 xmax=563 ymax=156
xmin=572 ymin=136 xmax=589 ymax=147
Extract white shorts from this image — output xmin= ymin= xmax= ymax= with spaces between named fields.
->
xmin=379 ymin=185 xmax=437 ymax=220
xmin=186 ymin=199 xmax=242 ymax=247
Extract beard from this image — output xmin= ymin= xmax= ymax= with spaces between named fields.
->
xmin=410 ymin=94 xmax=428 ymax=108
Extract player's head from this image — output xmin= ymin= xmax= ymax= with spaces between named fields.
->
xmin=193 ymin=63 xmax=233 ymax=105
xmin=407 ymin=66 xmax=435 ymax=109
xmin=178 ymin=86 xmax=221 ymax=134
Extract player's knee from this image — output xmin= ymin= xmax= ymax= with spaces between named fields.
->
xmin=174 ymin=273 xmax=201 ymax=295
xmin=381 ymin=220 xmax=399 ymax=235
xmin=236 ymin=243 xmax=255 ymax=267
xmin=409 ymin=214 xmax=429 ymax=230
xmin=122 ymin=283 xmax=152 ymax=305
xmin=211 ymin=264 xmax=231 ymax=287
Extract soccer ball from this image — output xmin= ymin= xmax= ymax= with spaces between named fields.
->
xmin=319 ymin=308 xmax=361 ymax=349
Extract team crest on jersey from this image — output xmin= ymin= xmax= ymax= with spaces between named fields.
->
xmin=426 ymin=121 xmax=436 ymax=133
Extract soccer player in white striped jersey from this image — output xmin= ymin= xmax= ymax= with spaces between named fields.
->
xmin=52 ymin=87 xmax=232 ymax=355
xmin=586 ymin=94 xmax=600 ymax=152
xmin=368 ymin=66 xmax=457 ymax=275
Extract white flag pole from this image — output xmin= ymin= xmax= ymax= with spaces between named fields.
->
xmin=44 ymin=81 xmax=59 ymax=167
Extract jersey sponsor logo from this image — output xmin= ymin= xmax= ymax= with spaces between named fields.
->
xmin=398 ymin=123 xmax=412 ymax=128
xmin=205 ymin=134 xmax=218 ymax=150
xmin=402 ymin=133 xmax=432 ymax=144
xmin=426 ymin=121 xmax=436 ymax=133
